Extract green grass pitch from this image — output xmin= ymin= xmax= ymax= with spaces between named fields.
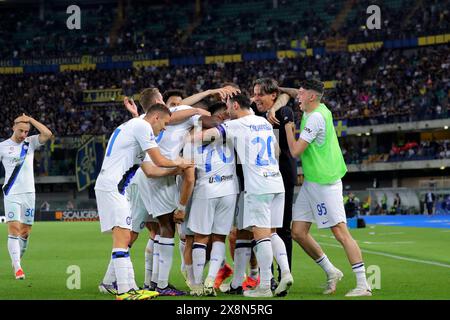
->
xmin=0 ymin=222 xmax=449 ymax=300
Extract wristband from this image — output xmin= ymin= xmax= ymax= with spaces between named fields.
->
xmin=177 ymin=204 xmax=186 ymax=212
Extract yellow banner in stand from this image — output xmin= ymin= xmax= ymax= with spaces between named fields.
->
xmin=82 ymin=89 xmax=140 ymax=103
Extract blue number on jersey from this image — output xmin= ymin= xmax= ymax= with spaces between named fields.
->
xmin=251 ymin=136 xmax=277 ymax=166
xmin=317 ymin=203 xmax=327 ymax=216
xmin=106 ymin=128 xmax=121 ymax=157
xmin=198 ymin=143 xmax=234 ymax=173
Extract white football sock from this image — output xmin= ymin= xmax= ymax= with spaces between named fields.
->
xmin=157 ymin=237 xmax=175 ymax=289
xmin=207 ymin=241 xmax=225 ymax=280
xmin=254 ymin=238 xmax=273 ymax=290
xmin=315 ymin=254 xmax=337 ymax=276
xmin=151 ymin=235 xmax=160 ymax=284
xmin=352 ymin=262 xmax=370 ymax=289
xmin=19 ymin=236 xmax=29 ymax=258
xmin=8 ymin=235 xmax=21 ymax=272
xmin=231 ymin=239 xmax=252 ymax=289
xmin=102 ymin=258 xmax=116 ymax=284
xmin=192 ymin=242 xmax=207 ymax=285
xmin=144 ymin=238 xmax=154 ymax=286
xmin=112 ymin=248 xmax=132 ymax=294
xmin=271 ymin=233 xmax=290 ymax=276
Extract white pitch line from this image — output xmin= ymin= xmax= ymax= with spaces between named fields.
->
xmin=319 ymin=242 xmax=450 ymax=269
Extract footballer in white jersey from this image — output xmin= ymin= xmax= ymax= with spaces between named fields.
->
xmin=184 ymin=103 xmax=239 ymax=296
xmin=0 ymin=114 xmax=52 ymax=280
xmin=94 ymin=104 xmax=191 ymax=299
xmin=200 ymin=94 xmax=293 ymax=298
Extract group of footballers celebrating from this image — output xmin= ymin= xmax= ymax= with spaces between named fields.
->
xmin=0 ymin=77 xmax=373 ymax=301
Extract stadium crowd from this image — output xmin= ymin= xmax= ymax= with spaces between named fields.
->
xmin=342 ymin=139 xmax=450 ymax=164
xmin=0 ymin=45 xmax=448 ymax=138
xmin=1 ymin=0 xmax=449 ymax=59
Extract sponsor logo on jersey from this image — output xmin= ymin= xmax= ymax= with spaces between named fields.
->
xmin=263 ymin=171 xmax=281 ymax=178
xmin=126 ymin=216 xmax=132 ymax=225
xmin=8 ymin=212 xmax=15 ymax=218
xmin=209 ymin=174 xmax=234 ymax=184
xmin=304 ymin=127 xmax=312 ymax=134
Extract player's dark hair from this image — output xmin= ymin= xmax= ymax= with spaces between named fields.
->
xmin=162 ymin=89 xmax=185 ymax=102
xmin=146 ymin=103 xmax=172 ymax=117
xmin=139 ymin=87 xmax=161 ymax=111
xmin=300 ymin=79 xmax=324 ymax=95
xmin=209 ymin=101 xmax=227 ymax=115
xmin=253 ymin=78 xmax=279 ymax=95
xmin=229 ymin=93 xmax=251 ymax=109
xmin=192 ymin=99 xmax=210 ymax=110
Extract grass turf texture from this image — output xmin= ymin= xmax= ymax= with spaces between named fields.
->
xmin=0 ymin=222 xmax=449 ymax=300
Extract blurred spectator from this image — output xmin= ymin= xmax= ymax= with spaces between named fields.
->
xmin=40 ymin=201 xmax=51 ymax=212
xmin=425 ymin=191 xmax=436 ymax=215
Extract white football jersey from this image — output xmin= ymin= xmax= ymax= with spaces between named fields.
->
xmin=157 ymin=105 xmax=200 ymax=160
xmin=0 ymin=135 xmax=42 ymax=195
xmin=95 ymin=117 xmax=158 ymax=193
xmin=183 ymin=136 xmax=238 ymax=199
xmin=218 ymin=115 xmax=285 ymax=195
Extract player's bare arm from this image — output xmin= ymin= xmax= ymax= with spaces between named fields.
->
xmin=16 ymin=114 xmax=53 ymax=144
xmin=266 ymin=93 xmax=291 ymax=125
xmin=181 ymin=86 xmax=240 ymax=106
xmin=169 ymin=107 xmax=211 ymax=125
xmin=124 ymin=97 xmax=139 ymax=118
xmin=147 ymin=147 xmax=193 ymax=169
xmin=279 ymin=87 xmax=299 ymax=99
xmin=285 ymin=121 xmax=308 ymax=157
xmin=141 ymin=161 xmax=182 ymax=178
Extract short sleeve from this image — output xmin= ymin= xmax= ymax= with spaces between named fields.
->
xmin=218 ymin=120 xmax=239 ymax=142
xmin=133 ymin=119 xmax=158 ymax=151
xmin=27 ymin=135 xmax=43 ymax=150
xmin=300 ymin=113 xmax=325 ymax=144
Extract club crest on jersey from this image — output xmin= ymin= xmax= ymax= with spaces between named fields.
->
xmin=209 ymin=174 xmax=234 ymax=183
xmin=8 ymin=212 xmax=15 ymax=218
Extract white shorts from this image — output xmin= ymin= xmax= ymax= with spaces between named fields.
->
xmin=147 ymin=176 xmax=179 ymax=218
xmin=241 ymin=192 xmax=285 ymax=230
xmin=95 ymin=190 xmax=132 ymax=233
xmin=188 ymin=194 xmax=237 ymax=236
xmin=4 ymin=193 xmax=35 ymax=225
xmin=127 ymin=184 xmax=154 ymax=233
xmin=293 ymin=180 xmax=346 ymax=229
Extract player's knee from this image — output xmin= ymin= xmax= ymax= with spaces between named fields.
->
xmin=8 ymin=223 xmax=20 ymax=236
xmin=332 ymin=227 xmax=352 ymax=244
xmin=291 ymin=228 xmax=307 ymax=243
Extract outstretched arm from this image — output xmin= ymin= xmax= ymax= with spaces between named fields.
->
xmin=279 ymin=87 xmax=299 ymax=99
xmin=181 ymin=86 xmax=240 ymax=106
xmin=169 ymin=108 xmax=211 ymax=125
